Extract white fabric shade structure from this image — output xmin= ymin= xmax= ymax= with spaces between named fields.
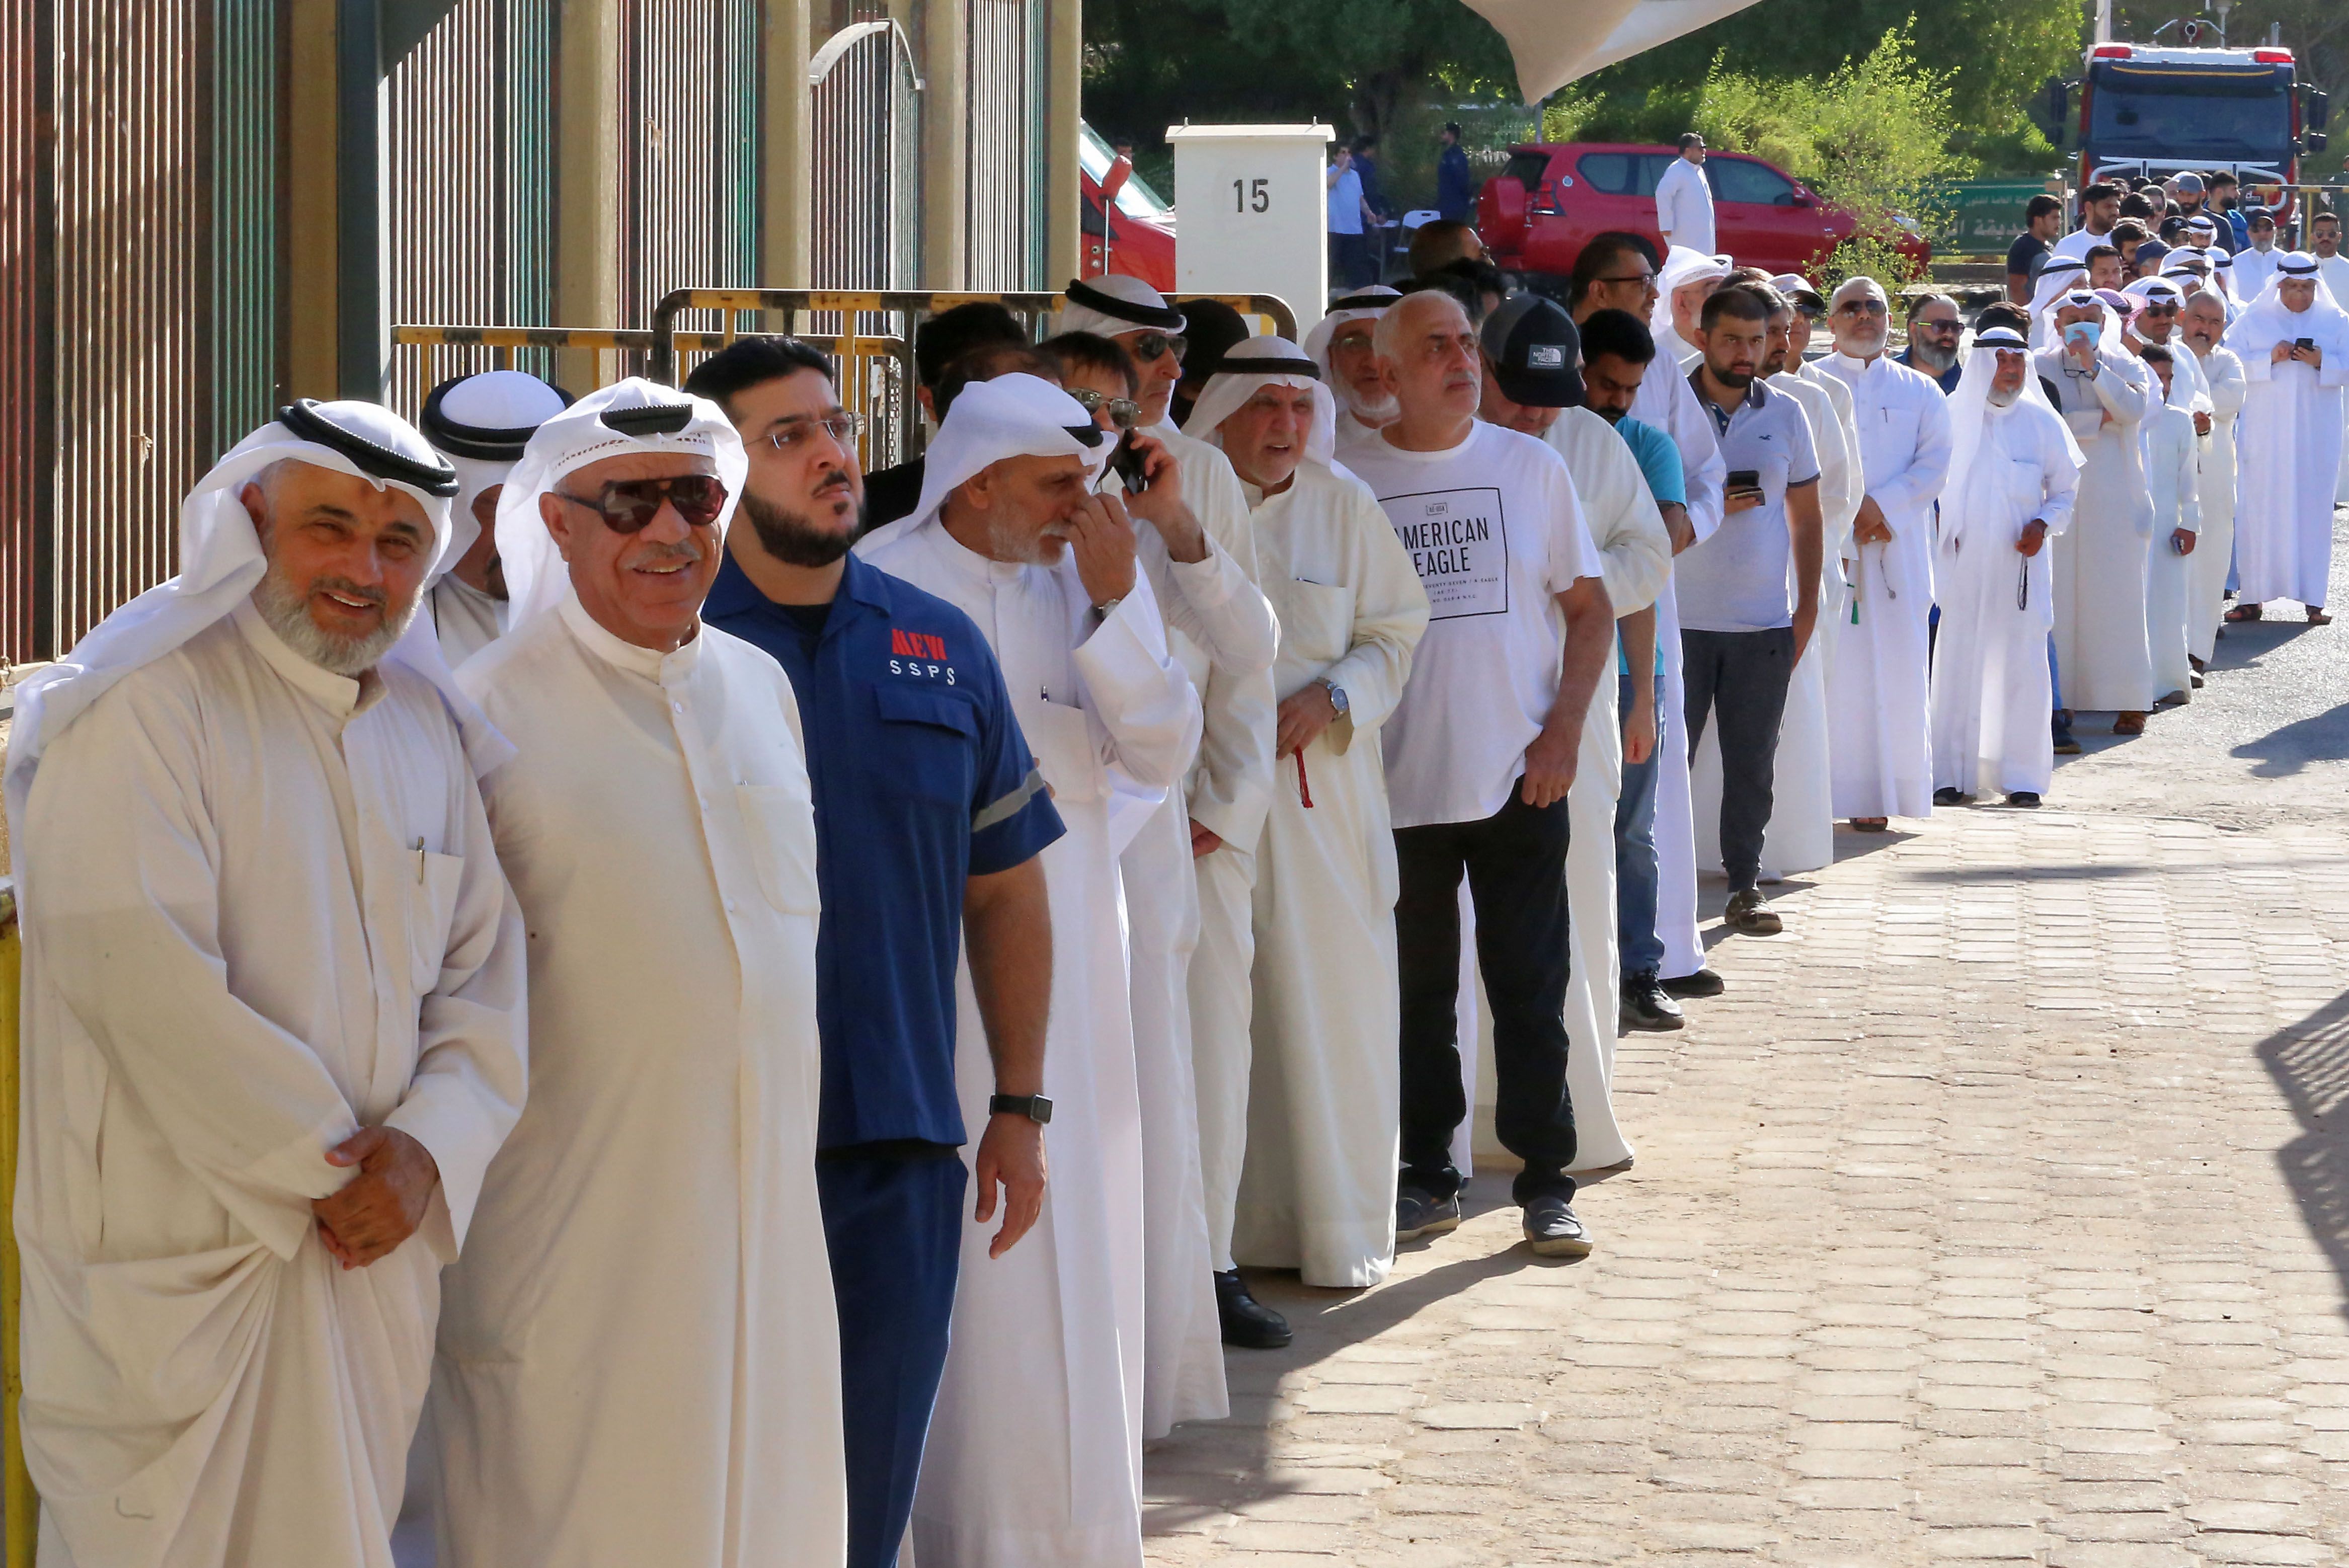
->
xmin=1460 ymin=0 xmax=1768 ymax=104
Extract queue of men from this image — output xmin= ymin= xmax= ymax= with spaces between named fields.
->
xmin=9 ymin=196 xmax=2347 ymax=1567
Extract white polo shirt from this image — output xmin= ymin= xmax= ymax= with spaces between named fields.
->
xmin=1344 ymin=419 xmax=1605 ymax=829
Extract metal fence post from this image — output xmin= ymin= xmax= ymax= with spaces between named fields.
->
xmin=3 ymin=881 xmax=30 ymax=1567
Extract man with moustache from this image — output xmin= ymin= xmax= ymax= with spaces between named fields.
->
xmin=685 ymin=338 xmax=1063 ymax=1568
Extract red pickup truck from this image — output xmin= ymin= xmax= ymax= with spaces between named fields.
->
xmin=1478 ymin=141 xmax=1930 ymax=280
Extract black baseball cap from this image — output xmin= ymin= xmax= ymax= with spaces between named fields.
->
xmin=1480 ymin=294 xmax=1584 ymax=408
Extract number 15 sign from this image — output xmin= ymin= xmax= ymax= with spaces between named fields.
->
xmin=1166 ymin=123 xmax=1334 ymax=337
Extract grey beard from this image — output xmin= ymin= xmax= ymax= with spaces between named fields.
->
xmin=1910 ymin=341 xmax=1958 ymax=372
xmin=1340 ymin=385 xmax=1399 ymax=426
xmin=252 ymin=563 xmax=416 ymax=676
xmin=743 ymin=488 xmax=851 ymax=568
xmin=1987 ymin=386 xmax=2020 ymax=407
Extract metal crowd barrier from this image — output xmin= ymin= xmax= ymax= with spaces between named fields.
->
xmin=3 ymin=879 xmax=27 ymax=1567
xmin=396 ymin=290 xmax=1298 ymax=478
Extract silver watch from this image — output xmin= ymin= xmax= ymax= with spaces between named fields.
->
xmin=1317 ymin=677 xmax=1350 ymax=717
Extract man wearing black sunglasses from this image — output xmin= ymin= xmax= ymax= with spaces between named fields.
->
xmin=685 ymin=338 xmax=1065 ymax=1568
xmin=435 ymin=378 xmax=851 ymax=1564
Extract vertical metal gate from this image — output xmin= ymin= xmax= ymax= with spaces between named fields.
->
xmin=1 ymin=0 xmax=277 ymax=665
xmin=0 ymin=0 xmax=46 ymax=662
xmin=209 ymin=0 xmax=278 ymax=455
xmin=964 ymin=0 xmax=1046 ymax=290
xmin=618 ymin=0 xmax=759 ymax=329
xmin=46 ymin=0 xmax=209 ymax=657
xmin=382 ymin=0 xmax=558 ymax=417
xmin=809 ymin=19 xmax=920 ymax=291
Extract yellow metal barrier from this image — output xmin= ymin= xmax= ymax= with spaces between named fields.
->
xmin=393 ymin=287 xmax=1302 ymax=477
xmin=3 ymin=879 xmax=28 ymax=1566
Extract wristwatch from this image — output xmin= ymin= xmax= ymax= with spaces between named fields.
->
xmin=989 ymin=1093 xmax=1054 ymax=1125
xmin=1317 ymin=677 xmax=1350 ymax=717
xmin=1091 ymin=596 xmax=1123 ymax=621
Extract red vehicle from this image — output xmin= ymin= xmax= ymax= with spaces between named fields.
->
xmin=1477 ymin=141 xmax=1930 ymax=280
xmin=1081 ymin=122 xmax=1177 ymax=292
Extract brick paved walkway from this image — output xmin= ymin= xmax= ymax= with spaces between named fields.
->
xmin=1144 ymin=804 xmax=2349 ymax=1565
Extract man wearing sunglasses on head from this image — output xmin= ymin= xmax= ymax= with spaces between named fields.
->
xmin=432 ymin=378 xmax=848 ymax=1565
xmin=684 ymin=338 xmax=1067 ymax=1568
xmin=1047 ymin=327 xmax=1280 ymax=1387
xmin=1058 ymin=277 xmax=1282 ymax=1357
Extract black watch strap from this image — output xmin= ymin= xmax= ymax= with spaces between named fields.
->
xmin=989 ymin=1092 xmax=1054 ymax=1125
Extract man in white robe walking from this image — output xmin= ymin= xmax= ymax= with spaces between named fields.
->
xmin=7 ymin=402 xmax=527 ymax=1568
xmin=1186 ymin=337 xmax=1430 ymax=1293
xmin=417 ymin=369 xmax=572 ymax=665
xmin=859 ymin=374 xmax=1200 ymax=1568
xmin=2224 ymin=254 xmax=2349 ymax=625
xmin=2181 ymin=288 xmax=2247 ymax=668
xmin=1928 ymin=326 xmax=2082 ymax=806
xmin=431 ymin=379 xmax=846 ymax=1568
xmin=1819 ymin=276 xmax=1952 ymax=826
xmin=2036 ymin=289 xmax=2161 ymax=731
xmin=1056 ymin=279 xmax=1278 ymax=1387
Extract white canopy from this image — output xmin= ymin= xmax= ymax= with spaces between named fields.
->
xmin=1459 ymin=0 xmax=1768 ymax=105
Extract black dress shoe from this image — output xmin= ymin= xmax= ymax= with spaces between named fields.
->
xmin=1619 ymin=971 xmax=1685 ymax=1032
xmin=1522 ymin=1195 xmax=1594 ymax=1257
xmin=2005 ymin=792 xmax=2041 ymax=809
xmin=1932 ymin=787 xmax=1971 ymax=807
xmin=1395 ymin=1185 xmax=1462 ymax=1240
xmin=1214 ymin=1269 xmax=1292 ymax=1349
xmin=1659 ymin=967 xmax=1725 ymax=999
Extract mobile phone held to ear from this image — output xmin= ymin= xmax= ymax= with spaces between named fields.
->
xmin=1110 ymin=431 xmax=1153 ymax=492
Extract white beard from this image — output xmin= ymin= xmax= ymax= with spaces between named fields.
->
xmin=1340 ymin=384 xmax=1399 ymax=427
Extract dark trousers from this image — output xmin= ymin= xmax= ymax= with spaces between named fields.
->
xmin=817 ymin=1148 xmax=969 ymax=1568
xmin=1329 ymin=231 xmax=1373 ymax=289
xmin=1393 ymin=786 xmax=1577 ymax=1206
xmin=1681 ymin=626 xmax=1796 ymax=891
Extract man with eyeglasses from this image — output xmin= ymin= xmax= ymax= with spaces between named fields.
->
xmin=1342 ymin=287 xmax=1615 ymax=1258
xmin=1306 ymin=285 xmax=1403 ymax=443
xmin=683 ymin=339 xmax=1064 ymax=1568
xmin=1570 ymin=228 xmax=1732 ymax=1003
xmin=1896 ymin=293 xmax=1964 ymax=394
xmin=432 ymin=378 xmax=847 ymax=1565
xmin=1817 ymin=276 xmax=1952 ymax=828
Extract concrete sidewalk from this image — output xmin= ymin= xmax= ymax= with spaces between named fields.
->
xmin=1145 ymin=801 xmax=2349 ymax=1562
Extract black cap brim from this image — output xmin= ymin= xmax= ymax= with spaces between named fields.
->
xmin=1494 ymin=361 xmax=1585 ymax=410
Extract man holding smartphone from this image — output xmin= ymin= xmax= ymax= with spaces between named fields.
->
xmin=2225 ymin=254 xmax=2349 ymax=625
xmin=1671 ymin=283 xmax=1824 ymax=935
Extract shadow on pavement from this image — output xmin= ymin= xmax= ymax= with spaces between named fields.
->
xmin=2259 ymin=992 xmax=2349 ymax=1323
xmin=2231 ymin=700 xmax=2349 ymax=778
xmin=1146 ymin=1189 xmax=1578 ymax=1521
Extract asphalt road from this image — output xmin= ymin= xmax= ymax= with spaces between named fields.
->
xmin=2054 ymin=503 xmax=2349 ymax=834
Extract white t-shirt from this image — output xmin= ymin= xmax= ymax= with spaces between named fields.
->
xmin=1654 ymin=158 xmax=1715 ymax=257
xmin=1345 ymin=421 xmax=1605 ymax=829
xmin=2049 ymin=225 xmax=2117 ymax=265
